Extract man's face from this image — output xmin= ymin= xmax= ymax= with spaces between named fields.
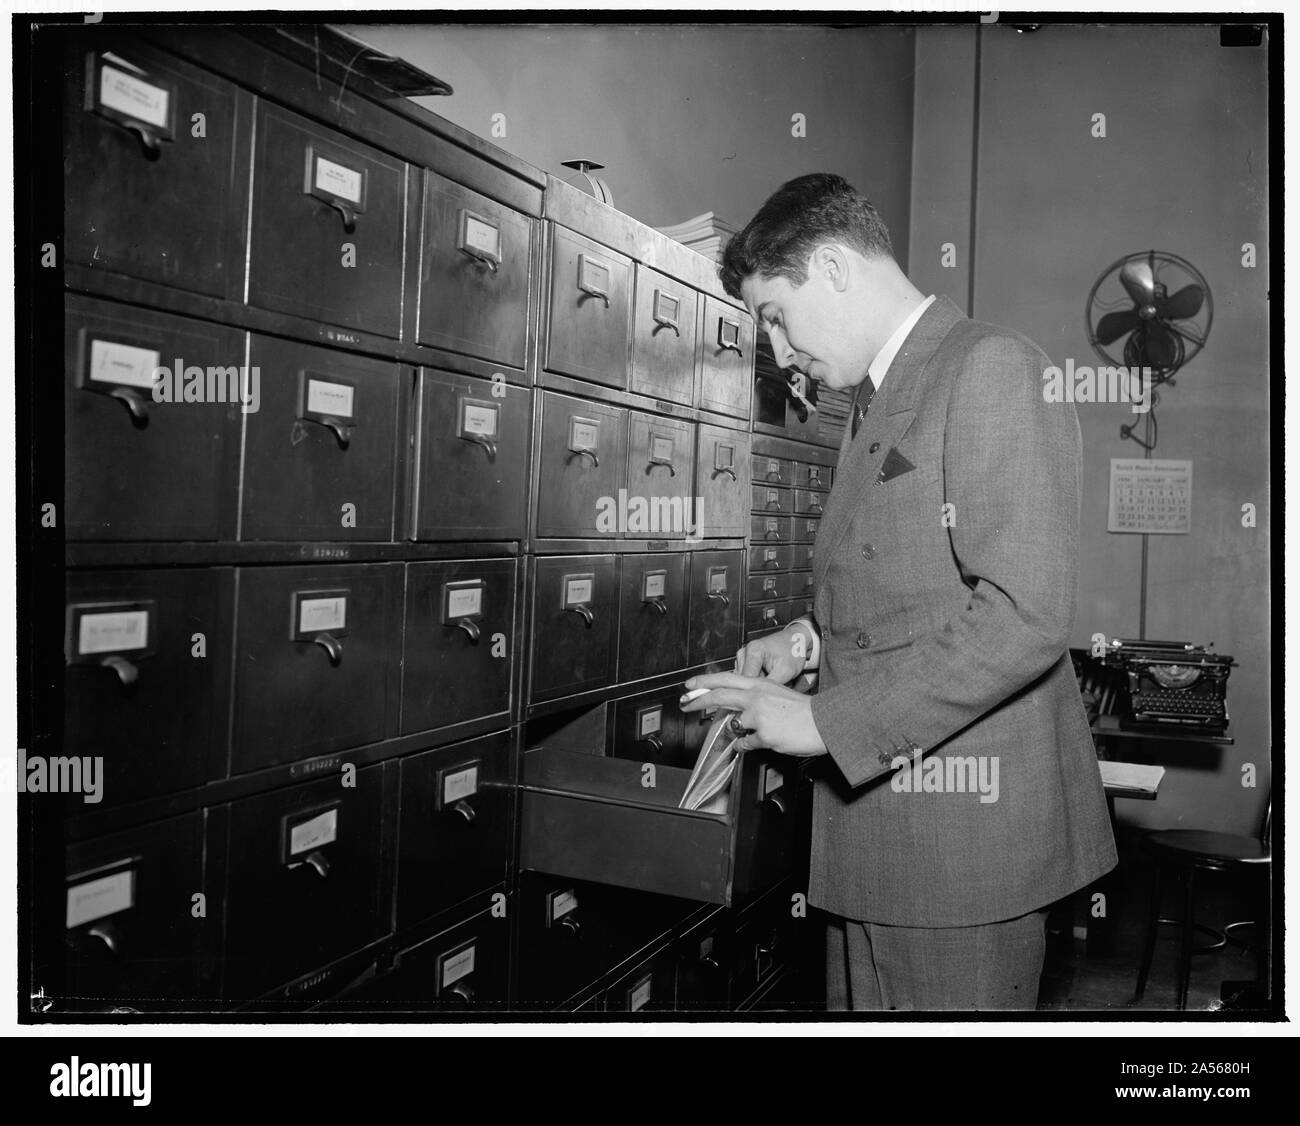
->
xmin=741 ymin=254 xmax=869 ymax=392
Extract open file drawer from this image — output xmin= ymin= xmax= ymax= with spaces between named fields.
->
xmin=520 ymin=745 xmax=796 ymax=907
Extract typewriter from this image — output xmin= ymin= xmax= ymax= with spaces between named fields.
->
xmin=1102 ymin=639 xmax=1235 ymax=732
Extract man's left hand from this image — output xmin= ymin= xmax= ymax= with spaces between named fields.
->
xmin=681 ymin=673 xmax=829 ymax=756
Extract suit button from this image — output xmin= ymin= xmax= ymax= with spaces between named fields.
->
xmin=869 ymin=442 xmax=881 ymax=453
xmin=856 ymin=632 xmax=871 ymax=649
xmin=860 ymin=543 xmax=875 ymax=560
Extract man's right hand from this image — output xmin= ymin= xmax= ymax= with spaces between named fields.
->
xmin=735 ymin=620 xmax=814 ymax=683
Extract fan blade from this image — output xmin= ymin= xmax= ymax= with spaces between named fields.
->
xmin=1138 ymin=323 xmax=1180 ymax=369
xmin=1119 ymin=260 xmax=1157 ymax=306
xmin=1095 ymin=309 xmax=1141 ymax=345
xmin=1156 ymin=283 xmax=1205 ymax=321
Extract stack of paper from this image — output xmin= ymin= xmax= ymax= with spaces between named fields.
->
xmin=678 ymin=712 xmax=743 ymax=814
xmin=656 ymin=212 xmax=737 ymax=264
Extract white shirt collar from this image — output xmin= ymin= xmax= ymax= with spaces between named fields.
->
xmin=867 ymin=294 xmax=936 ymax=392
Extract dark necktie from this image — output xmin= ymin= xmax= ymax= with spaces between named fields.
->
xmin=851 ymin=376 xmax=876 ymax=439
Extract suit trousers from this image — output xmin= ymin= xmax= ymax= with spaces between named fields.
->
xmin=825 ymin=908 xmax=1049 ymax=1011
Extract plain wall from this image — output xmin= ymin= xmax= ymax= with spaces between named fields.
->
xmin=912 ymin=24 xmax=1271 ymax=836
xmin=344 ymin=23 xmax=916 ymax=263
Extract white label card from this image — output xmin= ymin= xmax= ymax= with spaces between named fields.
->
xmin=763 ymin=607 xmax=778 ymax=621
xmin=565 ymin=578 xmax=593 ymax=605
xmin=708 ymin=568 xmax=728 ymax=593
xmin=462 ymin=214 xmax=500 ymax=258
xmin=290 ymin=808 xmax=338 ymax=857
xmin=570 ymin=418 xmax=599 ymax=452
xmin=78 ymin=609 xmax=149 ymax=656
xmin=89 ymin=340 xmax=161 ymax=391
xmin=579 ymin=257 xmax=609 ymax=292
xmin=314 ymin=156 xmax=363 ymax=205
xmin=66 ymin=870 xmax=135 ymax=929
xmin=763 ymin=577 xmax=776 ymax=591
xmin=299 ymin=596 xmax=347 ymax=634
xmin=809 ymin=467 xmax=823 ymax=483
xmin=442 ymin=765 xmax=479 ymax=804
xmin=629 ymin=974 xmax=653 ymax=1012
xmin=764 ymin=549 xmax=777 ymax=562
xmin=768 ymin=490 xmax=779 ymax=504
xmin=441 ymin=945 xmax=476 ymax=988
xmin=643 ymin=572 xmax=666 ymax=599
xmin=716 ymin=444 xmax=734 ymax=469
xmin=766 ymin=520 xmax=779 ymax=533
xmin=461 ymin=401 xmax=498 ymax=437
xmin=768 ymin=460 xmax=780 ymax=474
xmin=763 ymin=765 xmax=785 ymax=796
xmin=100 ymin=64 xmax=169 ymax=128
xmin=639 ymin=708 xmax=662 ymax=737
xmin=651 ymin=436 xmax=674 ymax=461
xmin=447 ymin=586 xmax=483 ymax=619
xmin=654 ymin=291 xmax=679 ymax=322
xmin=550 ymin=890 xmax=578 ymax=922
xmin=306 ymin=379 xmax=355 ymax=419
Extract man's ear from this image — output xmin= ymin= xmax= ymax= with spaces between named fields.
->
xmin=812 ymin=244 xmax=850 ymax=293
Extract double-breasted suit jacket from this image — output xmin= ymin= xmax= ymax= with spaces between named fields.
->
xmin=805 ymin=295 xmax=1117 ymax=927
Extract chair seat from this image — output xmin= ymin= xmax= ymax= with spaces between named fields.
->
xmin=1146 ymin=830 xmax=1270 ymax=867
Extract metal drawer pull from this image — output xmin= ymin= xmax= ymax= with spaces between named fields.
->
xmin=108 ymin=387 xmax=149 ymax=425
xmin=648 ymin=456 xmax=676 ymax=477
xmin=765 ymin=498 xmax=783 ymax=511
xmin=762 ymin=793 xmax=789 ymax=815
xmin=460 ymin=244 xmax=500 ymax=273
xmin=764 ymin=529 xmax=781 ymax=541
xmin=643 ymin=734 xmax=663 ymax=756
xmin=712 ymin=465 xmax=737 ymax=482
xmin=453 ymin=800 xmax=477 ymax=825
xmin=456 ymin=618 xmax=481 ymax=642
xmin=567 ymin=448 xmax=600 ymax=469
xmin=86 ymin=922 xmax=122 ymax=956
xmin=447 ymin=982 xmax=476 ymax=1003
xmin=645 ymin=597 xmax=667 ymax=616
xmin=304 ymin=850 xmax=331 ymax=880
xmin=312 ymin=632 xmax=343 ymax=666
xmin=462 ymin=432 xmax=497 ymax=461
xmin=707 ymin=591 xmax=731 ymax=607
xmin=100 ymin=655 xmax=139 ymax=687
xmin=558 ymin=915 xmax=582 ymax=938
xmin=302 ymin=415 xmax=352 ymax=450
xmin=565 ymin=604 xmax=595 ymax=628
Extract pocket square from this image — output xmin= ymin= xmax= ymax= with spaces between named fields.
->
xmin=879 ymin=447 xmax=916 ymax=482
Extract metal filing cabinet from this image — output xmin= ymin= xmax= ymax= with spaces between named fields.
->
xmin=248 ymin=103 xmax=408 ymax=337
xmin=617 ymin=551 xmax=688 ymax=682
xmin=630 ymin=263 xmax=698 ymax=405
xmin=529 ymin=555 xmax=618 ymax=700
xmin=697 ymin=295 xmax=754 ymax=419
xmin=695 ymin=423 xmax=751 ymax=539
xmin=535 ymin=392 xmax=628 ymax=539
xmin=367 ymin=907 xmax=511 ymax=1010
xmin=612 ymin=688 xmax=688 ymax=769
xmin=64 ymin=295 xmax=242 ymax=541
xmin=545 ymin=227 xmax=633 ymax=389
xmin=626 ymin=411 xmax=695 ymax=525
xmin=688 ymin=549 xmax=742 ymax=667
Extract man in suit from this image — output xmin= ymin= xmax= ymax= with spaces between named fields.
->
xmin=682 ymin=173 xmax=1117 ymax=1010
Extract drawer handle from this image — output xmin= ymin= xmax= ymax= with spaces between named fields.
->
xmin=301 ymin=415 xmax=353 ymax=450
xmin=313 ymin=632 xmax=344 ymax=666
xmin=100 ymin=655 xmax=139 ymax=687
xmin=652 ymin=316 xmax=681 ymax=338
xmin=699 ymin=953 xmax=723 ymax=972
xmin=304 ymin=850 xmax=331 ymax=880
xmin=447 ymin=982 xmax=476 ymax=1003
xmin=86 ymin=922 xmax=123 ymax=957
xmin=765 ymin=470 xmax=784 ymax=483
xmin=641 ymin=734 xmax=664 ymax=756
xmin=761 ymin=558 xmax=780 ymax=571
xmin=108 ymin=387 xmax=150 ymax=426
xmin=455 ymin=618 xmax=481 ymax=643
xmin=762 ymin=793 xmax=789 ymax=815
xmin=645 ymin=597 xmax=668 ymax=616
xmin=648 ymin=456 xmax=676 ymax=477
xmin=719 ymin=335 xmax=743 ymax=357
xmin=462 ymin=432 xmax=498 ymax=462
xmin=809 ymin=498 xmax=823 ymax=514
xmin=707 ymin=591 xmax=731 ymax=607
xmin=558 ymin=915 xmax=582 ymax=938
xmin=122 ymin=122 xmax=167 ymax=161
xmin=324 ymin=200 xmax=359 ymax=235
xmin=764 ymin=529 xmax=781 ymax=542
xmin=765 ymin=498 xmax=783 ymax=512
xmin=578 ymin=279 xmax=610 ymax=308
xmin=567 ymin=448 xmax=600 ymax=469
xmin=712 ymin=466 xmax=737 ymax=482
xmin=565 ymin=604 xmax=595 ymax=628
xmin=460 ymin=244 xmax=500 ymax=273
xmin=452 ymin=799 xmax=477 ymax=825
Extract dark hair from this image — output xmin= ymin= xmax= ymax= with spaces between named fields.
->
xmin=719 ymin=173 xmax=894 ymax=300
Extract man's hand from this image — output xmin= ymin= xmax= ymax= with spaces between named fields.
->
xmin=734 ymin=620 xmax=814 ymax=682
xmin=681 ymin=673 xmax=828 ymax=757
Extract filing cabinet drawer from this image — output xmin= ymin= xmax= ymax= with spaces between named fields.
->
xmin=617 ymin=552 xmax=689 ymax=682
xmin=613 ymin=689 xmax=686 ymax=768
xmin=65 ymin=568 xmax=229 ymax=805
xmin=792 ymin=516 xmax=820 ymax=543
xmin=418 ymin=172 xmax=532 ymax=368
xmin=63 ymin=812 xmax=208 ymax=1006
xmin=733 ymin=890 xmax=799 ymax=1006
xmin=546 ymin=227 xmax=632 ymax=388
xmin=794 ymin=462 xmax=832 ymax=490
xmin=784 ymin=597 xmax=816 ymax=626
xmin=396 ymin=733 xmax=512 ymax=928
xmin=65 ymin=38 xmax=249 ymax=298
xmin=231 ymin=564 xmax=399 ymax=773
xmin=746 ymin=601 xmax=787 ymax=634
xmin=698 ymin=296 xmax=754 ymax=419
xmin=242 ymin=336 xmax=400 ymax=541
xmin=688 ymin=549 xmax=742 ymax=667
xmin=530 ymin=555 xmax=617 ymax=700
xmin=676 ymin=911 xmax=735 ymax=1011
xmin=536 ymin=392 xmax=628 ymax=538
xmin=793 ymin=488 xmax=827 ymax=517
xmin=222 ymin=766 xmax=387 ymax=1000
xmin=695 ymin=424 xmax=750 ymax=538
xmin=791 ymin=544 xmax=816 ymax=572
xmin=373 ymin=909 xmax=510 ymax=1009
xmin=789 ymin=570 xmax=817 ymax=599
xmin=248 ymin=103 xmax=406 ymax=337
xmin=751 ymin=455 xmax=792 ymax=486
xmin=751 ymin=484 xmax=793 ymax=515
xmin=410 ymin=369 xmax=530 ymax=540
xmin=603 ymin=949 xmax=677 ymax=1013
xmin=401 ymin=559 xmax=516 ymax=734
xmin=748 ymin=572 xmax=791 ymax=604
xmin=520 ymin=747 xmax=794 ymax=907
xmin=65 ymin=295 xmax=241 ymax=541
xmin=749 ymin=544 xmax=793 ymax=573
xmin=630 ymin=264 xmax=698 ymax=405
xmin=751 ymin=515 xmax=792 ymax=544
xmin=627 ymin=412 xmax=696 ymax=532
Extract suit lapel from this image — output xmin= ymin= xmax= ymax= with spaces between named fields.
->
xmin=816 ymin=297 xmax=966 ymax=576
